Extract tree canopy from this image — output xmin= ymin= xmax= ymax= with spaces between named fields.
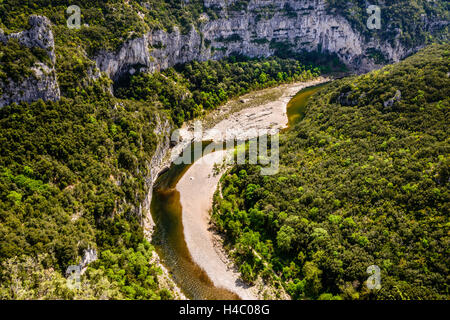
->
xmin=213 ymin=44 xmax=449 ymax=300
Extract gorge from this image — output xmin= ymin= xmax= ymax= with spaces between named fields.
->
xmin=0 ymin=0 xmax=448 ymax=301
xmin=96 ymin=0 xmax=422 ymax=82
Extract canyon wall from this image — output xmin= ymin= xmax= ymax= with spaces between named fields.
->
xmin=0 ymin=16 xmax=60 ymax=108
xmin=96 ymin=0 xmax=417 ymax=81
xmin=0 ymin=1 xmax=437 ymax=106
xmin=141 ymin=114 xmax=173 ymax=239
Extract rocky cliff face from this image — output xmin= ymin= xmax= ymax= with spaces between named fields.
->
xmin=142 ymin=114 xmax=173 ymax=239
xmin=0 ymin=16 xmax=60 ymax=108
xmin=96 ymin=0 xmax=419 ymax=81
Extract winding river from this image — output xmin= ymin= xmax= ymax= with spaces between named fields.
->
xmin=150 ymin=81 xmax=328 ymax=300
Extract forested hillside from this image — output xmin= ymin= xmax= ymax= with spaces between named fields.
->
xmin=0 ymin=0 xmax=206 ymax=52
xmin=0 ymin=0 xmax=448 ymax=300
xmin=0 ymin=44 xmax=321 ymax=299
xmin=213 ymin=44 xmax=449 ymax=300
xmin=327 ymin=0 xmax=449 ymax=47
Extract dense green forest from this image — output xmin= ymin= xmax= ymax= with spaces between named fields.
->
xmin=0 ymin=0 xmax=208 ymax=53
xmin=0 ymin=0 xmax=448 ymax=300
xmin=0 ymin=28 xmax=324 ymax=300
xmin=213 ymin=44 xmax=449 ymax=300
xmin=116 ymin=56 xmax=321 ymax=126
xmin=0 ymin=39 xmax=51 ymax=83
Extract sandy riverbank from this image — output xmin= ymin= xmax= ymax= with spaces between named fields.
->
xmin=204 ymin=77 xmax=329 ymax=141
xmin=176 ymin=79 xmax=328 ymax=299
xmin=177 ymin=150 xmax=260 ymax=300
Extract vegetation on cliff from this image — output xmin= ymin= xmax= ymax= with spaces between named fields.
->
xmin=0 ymin=39 xmax=50 ymax=83
xmin=327 ymin=0 xmax=448 ymax=47
xmin=1 ymin=0 xmax=447 ymax=54
xmin=0 ymin=21 xmax=324 ymax=300
xmin=0 ymin=79 xmax=177 ymax=299
xmin=116 ymin=56 xmax=321 ymax=126
xmin=0 ymin=0 xmax=208 ymax=52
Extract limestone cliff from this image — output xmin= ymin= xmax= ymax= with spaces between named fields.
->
xmin=95 ymin=0 xmax=423 ymax=81
xmin=0 ymin=2 xmax=439 ymax=105
xmin=142 ymin=114 xmax=173 ymax=239
xmin=0 ymin=16 xmax=60 ymax=108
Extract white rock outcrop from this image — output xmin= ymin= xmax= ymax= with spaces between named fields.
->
xmin=0 ymin=15 xmax=60 ymax=107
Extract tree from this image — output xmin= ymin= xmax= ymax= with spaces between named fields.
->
xmin=276 ymin=225 xmax=295 ymax=252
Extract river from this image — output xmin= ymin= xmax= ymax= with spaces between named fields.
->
xmin=150 ymin=81 xmax=328 ymax=300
